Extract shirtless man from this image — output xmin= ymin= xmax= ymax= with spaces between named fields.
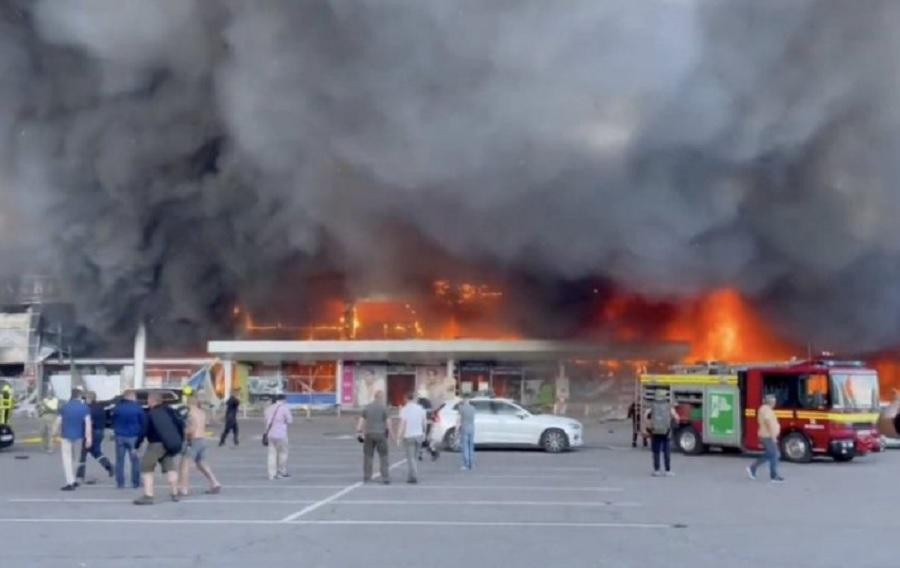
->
xmin=178 ymin=395 xmax=221 ymax=496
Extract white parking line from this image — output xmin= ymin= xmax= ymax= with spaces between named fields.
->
xmin=75 ymin=484 xmax=349 ymax=490
xmin=336 ymin=499 xmax=642 ymax=508
xmin=294 ymin=520 xmax=672 ymax=529
xmin=8 ymin=498 xmax=318 ymax=505
xmin=279 ymin=459 xmax=407 ymax=522
xmin=7 ymin=497 xmax=639 ymax=508
xmin=0 ymin=518 xmax=675 ymax=529
xmin=357 ymin=485 xmax=624 ymax=492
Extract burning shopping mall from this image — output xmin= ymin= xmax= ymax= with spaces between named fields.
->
xmin=207 ymin=338 xmax=686 ymax=415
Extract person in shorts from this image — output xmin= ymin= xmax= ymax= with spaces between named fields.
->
xmin=177 ymin=394 xmax=221 ymax=496
xmin=134 ymin=392 xmax=184 ymax=505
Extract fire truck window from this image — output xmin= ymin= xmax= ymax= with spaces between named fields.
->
xmin=762 ymin=374 xmax=800 ymax=408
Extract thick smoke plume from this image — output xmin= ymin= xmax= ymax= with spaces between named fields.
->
xmin=1 ymin=0 xmax=899 ymax=353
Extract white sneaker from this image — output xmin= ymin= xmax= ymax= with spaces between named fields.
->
xmin=651 ymin=471 xmax=663 ymax=477
xmin=664 ymin=471 xmax=675 ymax=477
xmin=746 ymin=466 xmax=756 ymax=480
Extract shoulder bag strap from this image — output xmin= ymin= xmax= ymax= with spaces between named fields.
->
xmin=265 ymin=404 xmax=281 ymax=435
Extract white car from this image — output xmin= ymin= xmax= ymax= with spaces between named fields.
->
xmin=430 ymin=397 xmax=584 ymax=453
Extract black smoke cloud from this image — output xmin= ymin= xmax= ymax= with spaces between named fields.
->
xmin=1 ymin=0 xmax=899 ymax=353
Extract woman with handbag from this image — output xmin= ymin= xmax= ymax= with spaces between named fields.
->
xmin=263 ymin=395 xmax=293 ymax=480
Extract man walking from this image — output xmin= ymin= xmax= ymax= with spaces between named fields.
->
xmin=38 ymin=388 xmax=60 ymax=454
xmin=398 ymin=392 xmax=427 ymax=484
xmin=647 ymin=390 xmax=679 ymax=477
xmin=178 ymin=394 xmax=222 ymax=495
xmin=264 ymin=394 xmax=292 ymax=480
xmin=628 ymin=401 xmax=648 ymax=449
xmin=357 ymin=390 xmax=391 ymax=484
xmin=416 ymin=392 xmax=440 ymax=461
xmin=112 ymin=390 xmax=144 ymax=489
xmin=134 ymin=392 xmax=184 ymax=505
xmin=56 ymin=390 xmax=91 ymax=491
xmin=456 ymin=395 xmax=476 ymax=471
xmin=76 ymin=391 xmax=113 ymax=483
xmin=219 ymin=389 xmax=240 ymax=447
xmin=747 ymin=394 xmax=785 ymax=483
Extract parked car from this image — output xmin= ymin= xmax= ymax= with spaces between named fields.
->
xmin=430 ymin=396 xmax=584 ymax=453
xmin=101 ymin=388 xmax=187 ymax=428
xmin=0 ymin=424 xmax=13 ymax=449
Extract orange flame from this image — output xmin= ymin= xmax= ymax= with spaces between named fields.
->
xmin=664 ymin=289 xmax=796 ymax=362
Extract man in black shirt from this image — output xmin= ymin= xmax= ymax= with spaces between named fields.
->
xmin=134 ymin=392 xmax=184 ymax=505
xmin=75 ymin=391 xmax=113 ymax=483
xmin=219 ymin=390 xmax=240 ymax=447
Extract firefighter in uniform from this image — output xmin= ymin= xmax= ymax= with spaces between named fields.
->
xmin=0 ymin=381 xmax=13 ymax=425
xmin=39 ymin=388 xmax=61 ymax=453
xmin=0 ymin=381 xmax=14 ymax=449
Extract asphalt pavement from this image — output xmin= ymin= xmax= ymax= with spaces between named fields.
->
xmin=1 ymin=414 xmax=897 ymax=568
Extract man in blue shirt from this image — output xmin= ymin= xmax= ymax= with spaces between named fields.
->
xmin=456 ymin=395 xmax=477 ymax=471
xmin=55 ymin=390 xmax=92 ymax=491
xmin=111 ymin=390 xmax=144 ymax=489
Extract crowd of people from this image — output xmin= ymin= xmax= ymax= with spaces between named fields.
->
xmin=47 ymin=388 xmax=223 ymax=503
xmin=41 ymin=386 xmax=481 ymax=502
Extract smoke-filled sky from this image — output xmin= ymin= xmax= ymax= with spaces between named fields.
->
xmin=1 ymin=0 xmax=899 ymax=353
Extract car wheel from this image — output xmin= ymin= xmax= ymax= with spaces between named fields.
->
xmin=0 ymin=424 xmax=14 ymax=449
xmin=540 ymin=428 xmax=569 ymax=453
xmin=444 ymin=428 xmax=460 ymax=452
xmin=780 ymin=432 xmax=812 ymax=463
xmin=676 ymin=426 xmax=705 ymax=455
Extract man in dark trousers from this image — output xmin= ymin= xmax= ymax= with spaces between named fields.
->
xmin=76 ymin=391 xmax=114 ymax=483
xmin=357 ymin=390 xmax=391 ymax=484
xmin=647 ymin=390 xmax=679 ymax=477
xmin=134 ymin=392 xmax=184 ymax=505
xmin=219 ymin=389 xmax=240 ymax=447
xmin=112 ymin=390 xmax=145 ymax=489
xmin=416 ymin=392 xmax=439 ymax=461
xmin=628 ymin=402 xmax=648 ymax=449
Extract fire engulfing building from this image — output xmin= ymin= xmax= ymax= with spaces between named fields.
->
xmin=208 ymin=339 xmax=687 ymax=417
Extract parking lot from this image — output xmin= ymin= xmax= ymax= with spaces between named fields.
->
xmin=1 ymin=415 xmax=898 ymax=568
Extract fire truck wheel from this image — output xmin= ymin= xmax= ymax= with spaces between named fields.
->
xmin=676 ymin=426 xmax=705 ymax=455
xmin=780 ymin=432 xmax=812 ymax=463
xmin=540 ymin=429 xmax=569 ymax=453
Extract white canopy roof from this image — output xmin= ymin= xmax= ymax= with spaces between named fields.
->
xmin=207 ymin=339 xmax=687 ymax=363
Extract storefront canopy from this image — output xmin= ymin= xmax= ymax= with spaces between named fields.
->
xmin=207 ymin=339 xmax=687 ymax=364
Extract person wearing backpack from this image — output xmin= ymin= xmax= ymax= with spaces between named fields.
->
xmin=646 ymin=390 xmax=679 ymax=477
xmin=134 ymin=392 xmax=185 ymax=505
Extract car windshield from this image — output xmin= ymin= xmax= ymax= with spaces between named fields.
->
xmin=830 ymin=372 xmax=879 ymax=411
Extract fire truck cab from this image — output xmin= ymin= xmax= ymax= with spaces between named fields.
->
xmin=638 ymin=359 xmax=881 ymax=463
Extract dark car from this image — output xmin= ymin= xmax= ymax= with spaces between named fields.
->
xmin=102 ymin=388 xmax=187 ymax=429
xmin=0 ymin=424 xmax=13 ymax=449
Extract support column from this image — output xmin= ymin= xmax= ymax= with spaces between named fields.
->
xmin=335 ymin=359 xmax=343 ymax=417
xmin=447 ymin=358 xmax=456 ymax=396
xmin=133 ymin=323 xmax=146 ymax=390
xmin=223 ymin=359 xmax=234 ymax=402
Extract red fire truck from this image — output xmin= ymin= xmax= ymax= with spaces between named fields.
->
xmin=637 ymin=359 xmax=881 ymax=462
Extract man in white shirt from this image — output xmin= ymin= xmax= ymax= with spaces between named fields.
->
xmin=397 ymin=392 xmax=427 ymax=484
